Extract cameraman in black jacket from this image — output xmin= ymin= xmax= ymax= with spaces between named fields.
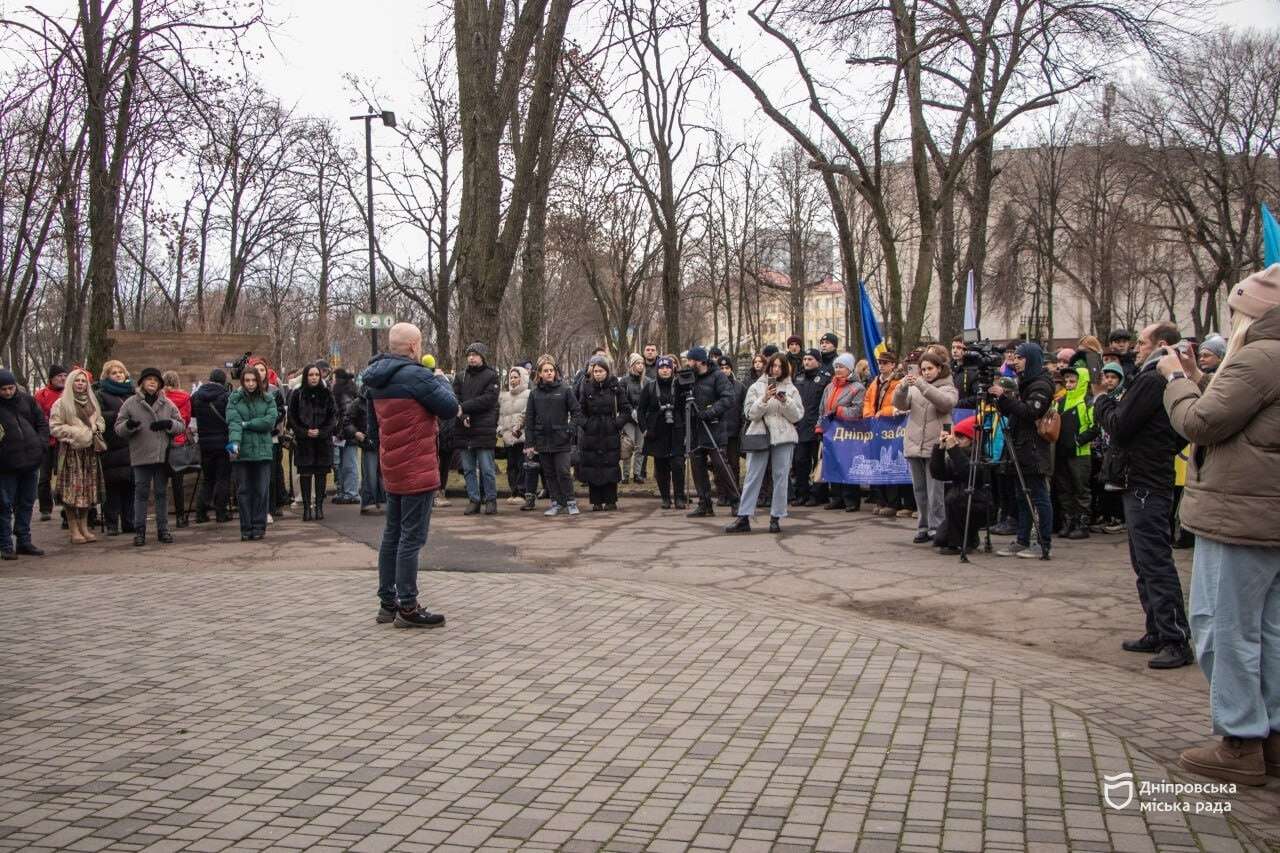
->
xmin=988 ymin=342 xmax=1054 ymax=559
xmin=684 ymin=347 xmax=736 ymax=518
xmin=950 ymin=337 xmax=983 ymax=409
xmin=1093 ymin=322 xmax=1192 ymax=670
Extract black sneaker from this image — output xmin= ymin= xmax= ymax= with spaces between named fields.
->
xmin=15 ymin=543 xmax=44 ymax=556
xmin=133 ymin=532 xmax=146 ymax=547
xmin=394 ymin=607 xmax=446 ymax=629
xmin=660 ymin=499 xmax=672 ymax=510
xmin=482 ymin=500 xmax=497 ymax=515
xmin=520 ymin=494 xmax=537 ymax=512
xmin=1122 ymin=634 xmax=1160 ymax=654
xmin=0 ymin=551 xmax=15 ymax=561
xmin=768 ymin=517 xmax=781 ymax=534
xmin=912 ymin=531 xmax=932 ymax=544
xmin=39 ymin=512 xmax=51 ymax=522
xmin=686 ymin=503 xmax=713 ymax=518
xmin=723 ymin=516 xmax=750 ymax=534
xmin=157 ymin=531 xmax=174 ymax=544
xmin=1149 ymin=643 xmax=1194 ymax=670
xmin=936 ymin=545 xmax=962 ymax=555
xmin=376 ymin=605 xmax=397 ymax=624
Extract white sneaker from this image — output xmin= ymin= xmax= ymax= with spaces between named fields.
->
xmin=544 ymin=503 xmax=562 ymax=517
xmin=1018 ymin=546 xmax=1049 ymax=560
xmin=267 ymin=513 xmax=274 ymax=525
xmin=566 ymin=501 xmax=580 ymax=516
xmin=435 ymin=498 xmax=452 ymax=508
xmin=506 ymin=496 xmax=523 ymax=505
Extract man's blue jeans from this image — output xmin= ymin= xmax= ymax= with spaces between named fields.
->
xmin=336 ymin=444 xmax=359 ymax=500
xmin=1016 ymin=474 xmax=1053 ymax=553
xmin=359 ymin=447 xmax=385 ymax=507
xmin=378 ymin=491 xmax=433 ymax=610
xmin=1191 ymin=537 xmax=1280 ymax=739
xmin=0 ymin=467 xmax=39 ymax=552
xmin=459 ymin=448 xmax=496 ymax=503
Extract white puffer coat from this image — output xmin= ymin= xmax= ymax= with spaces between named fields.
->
xmin=742 ymin=375 xmax=806 ymax=446
xmin=498 ymin=366 xmax=531 ymax=445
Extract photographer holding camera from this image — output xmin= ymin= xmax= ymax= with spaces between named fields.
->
xmin=1093 ymin=322 xmax=1192 ymax=670
xmin=987 ymin=342 xmax=1054 ymax=559
xmin=638 ymin=356 xmax=689 ymax=509
xmin=683 ymin=347 xmax=737 ymax=518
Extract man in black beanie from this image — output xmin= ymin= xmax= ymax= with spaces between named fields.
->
xmin=819 ymin=332 xmax=839 ymax=373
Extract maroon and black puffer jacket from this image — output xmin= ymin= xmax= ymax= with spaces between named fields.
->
xmin=361 ymin=353 xmax=459 ymax=495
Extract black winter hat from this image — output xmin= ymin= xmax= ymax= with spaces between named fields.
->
xmin=717 ymin=356 xmax=734 ymax=368
xmin=0 ymin=368 xmax=16 ymax=388
xmin=761 ymin=344 xmax=779 ymax=358
xmin=138 ymin=367 xmax=164 ymax=386
xmin=209 ymin=368 xmax=227 ymax=384
xmin=466 ymin=342 xmax=489 ymax=359
xmin=48 ymin=364 xmax=69 ymax=381
xmin=708 ymin=346 xmax=724 ymax=360
xmin=335 ymin=368 xmax=352 ymax=381
xmin=805 ymin=348 xmax=821 ymax=361
xmin=1108 ymin=328 xmax=1132 ymax=343
xmin=820 ymin=332 xmax=838 ymax=346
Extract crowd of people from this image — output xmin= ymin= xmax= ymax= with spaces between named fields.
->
xmin=0 ymin=267 xmax=1277 ymax=787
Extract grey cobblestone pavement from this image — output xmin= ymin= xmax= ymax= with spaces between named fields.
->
xmin=1 ymin=566 xmax=1276 ymax=852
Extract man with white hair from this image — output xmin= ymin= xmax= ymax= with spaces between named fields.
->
xmin=361 ymin=323 xmax=459 ymax=628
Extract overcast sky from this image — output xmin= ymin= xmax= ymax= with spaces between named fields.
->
xmin=257 ymin=0 xmax=1280 ymax=158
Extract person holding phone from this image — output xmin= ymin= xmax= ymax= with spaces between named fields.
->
xmin=725 ymin=353 xmax=805 ymax=534
xmin=892 ymin=347 xmax=958 ymax=544
xmin=225 ymin=367 xmax=279 ymax=541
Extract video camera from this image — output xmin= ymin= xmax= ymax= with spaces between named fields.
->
xmin=674 ymin=366 xmax=696 ymax=389
xmin=228 ymin=351 xmax=253 ymax=380
xmin=960 ymin=339 xmax=1004 ymax=392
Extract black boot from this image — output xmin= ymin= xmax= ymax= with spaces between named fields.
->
xmin=824 ymin=498 xmax=845 ymax=510
xmin=176 ymin=514 xmax=189 ymax=529
xmin=133 ymin=530 xmax=146 ymax=547
xmin=215 ymin=508 xmax=230 ymax=524
xmin=686 ymin=502 xmax=713 ymax=518
xmin=303 ymin=505 xmax=313 ymax=522
xmin=769 ymin=517 xmax=782 ymax=533
xmin=723 ymin=516 xmax=750 ymax=534
xmin=1065 ymin=514 xmax=1090 ymax=539
xmin=483 ymin=499 xmax=497 ymax=515
xmin=520 ymin=493 xmax=537 ymax=511
xmin=314 ymin=496 xmax=325 ymax=521
xmin=674 ymin=495 xmax=688 ymax=510
xmin=194 ymin=509 xmax=210 ymax=524
xmin=1149 ymin=643 xmax=1194 ymax=670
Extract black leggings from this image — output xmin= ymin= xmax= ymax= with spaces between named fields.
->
xmin=652 ymin=456 xmax=686 ymax=502
xmin=299 ymin=472 xmax=327 ymax=506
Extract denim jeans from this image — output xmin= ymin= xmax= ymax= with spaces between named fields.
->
xmin=337 ymin=444 xmax=360 ymax=500
xmin=234 ymin=460 xmax=271 ymax=537
xmin=132 ymin=463 xmax=169 ymax=535
xmin=1015 ymin=473 xmax=1052 ymax=552
xmin=1191 ymin=537 xmax=1280 ymax=739
xmin=738 ymin=443 xmax=794 ymax=520
xmin=1123 ymin=487 xmax=1189 ymax=646
xmin=907 ymin=455 xmax=945 ymax=533
xmin=0 ymin=467 xmax=39 ymax=551
xmin=359 ymin=447 xmax=385 ymax=507
xmin=378 ymin=491 xmax=434 ymax=610
xmin=459 ymin=448 xmax=497 ymax=502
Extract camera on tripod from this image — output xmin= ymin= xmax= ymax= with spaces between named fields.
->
xmin=674 ymin=367 xmax=696 ymax=389
xmin=960 ymin=339 xmax=1004 ymax=391
xmin=228 ymin=351 xmax=253 ymax=380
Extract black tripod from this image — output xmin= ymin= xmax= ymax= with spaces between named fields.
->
xmin=959 ymin=399 xmax=1049 ymax=561
xmin=684 ymin=396 xmax=742 ymax=502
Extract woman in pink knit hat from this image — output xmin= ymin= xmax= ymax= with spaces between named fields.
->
xmin=1157 ymin=263 xmax=1280 ymax=786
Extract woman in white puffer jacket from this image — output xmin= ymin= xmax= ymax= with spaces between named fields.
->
xmin=725 ymin=353 xmax=805 ymax=535
xmin=498 ymin=366 xmax=531 ymax=503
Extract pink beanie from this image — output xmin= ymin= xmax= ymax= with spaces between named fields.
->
xmin=1228 ymin=264 xmax=1280 ymax=319
xmin=1056 ymin=348 xmax=1075 ymax=363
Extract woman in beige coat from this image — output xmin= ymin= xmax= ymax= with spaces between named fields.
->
xmin=1158 ymin=264 xmax=1280 ymax=787
xmin=892 ymin=347 xmax=958 ymax=543
xmin=48 ymin=369 xmax=107 ymax=544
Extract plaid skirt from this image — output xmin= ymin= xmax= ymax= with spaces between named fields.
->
xmin=54 ymin=445 xmax=104 ymax=509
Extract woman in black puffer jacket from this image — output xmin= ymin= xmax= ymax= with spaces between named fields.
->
xmin=287 ymin=365 xmax=338 ymax=521
xmin=575 ymin=356 xmax=631 ymax=511
xmin=95 ymin=360 xmax=136 ymax=535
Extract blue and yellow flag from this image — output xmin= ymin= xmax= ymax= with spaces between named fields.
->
xmin=1263 ymin=203 xmax=1280 ymax=267
xmin=859 ymin=281 xmax=887 ymax=376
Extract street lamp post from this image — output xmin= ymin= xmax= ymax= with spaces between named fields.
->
xmin=349 ymin=108 xmax=397 ymax=357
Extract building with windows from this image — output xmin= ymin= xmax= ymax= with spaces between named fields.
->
xmin=756 ymin=273 xmax=851 ymax=350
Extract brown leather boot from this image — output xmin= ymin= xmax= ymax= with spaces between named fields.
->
xmin=1179 ymin=736 xmax=1266 ymax=787
xmin=67 ymin=509 xmax=88 ymax=545
xmin=1265 ymin=731 xmax=1280 ymax=778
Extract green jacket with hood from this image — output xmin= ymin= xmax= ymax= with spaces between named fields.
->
xmin=1057 ymin=366 xmax=1094 ymax=457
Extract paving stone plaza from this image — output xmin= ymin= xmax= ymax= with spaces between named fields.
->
xmin=1 ymin=504 xmax=1277 ymax=851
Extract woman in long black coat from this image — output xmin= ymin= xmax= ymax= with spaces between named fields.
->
xmin=287 ymin=365 xmax=338 ymax=521
xmin=96 ymin=360 xmax=136 ymax=535
xmin=637 ymin=355 xmax=689 ymax=509
xmin=576 ymin=356 xmax=630 ymax=511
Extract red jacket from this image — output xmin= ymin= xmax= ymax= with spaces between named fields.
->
xmin=167 ymin=388 xmax=192 ymax=446
xmin=361 ymin=353 xmax=459 ymax=495
xmin=34 ymin=386 xmax=61 ymax=447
